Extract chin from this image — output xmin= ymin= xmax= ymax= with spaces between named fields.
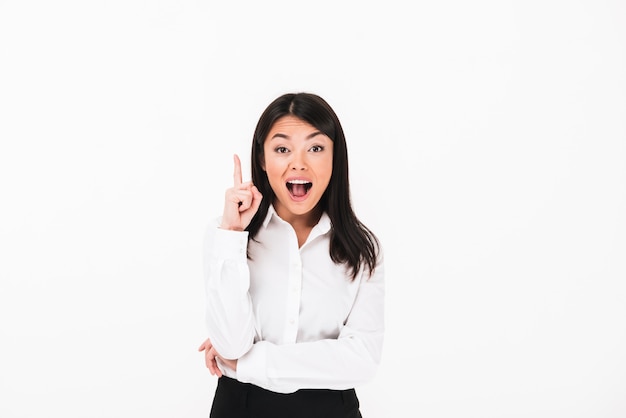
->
xmin=278 ymin=197 xmax=320 ymax=218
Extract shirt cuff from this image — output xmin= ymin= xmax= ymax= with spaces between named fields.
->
xmin=212 ymin=228 xmax=249 ymax=261
xmin=236 ymin=341 xmax=269 ymax=387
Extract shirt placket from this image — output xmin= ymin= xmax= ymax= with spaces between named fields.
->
xmin=282 ymin=248 xmax=302 ymax=344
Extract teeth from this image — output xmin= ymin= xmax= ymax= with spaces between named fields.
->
xmin=287 ymin=180 xmax=310 ymax=184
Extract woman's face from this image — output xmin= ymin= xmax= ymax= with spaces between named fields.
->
xmin=262 ymin=115 xmax=333 ymax=224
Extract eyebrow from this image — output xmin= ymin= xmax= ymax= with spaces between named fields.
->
xmin=270 ymin=131 xmax=325 ymax=141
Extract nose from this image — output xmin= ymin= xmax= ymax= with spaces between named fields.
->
xmin=290 ymin=151 xmax=307 ymax=170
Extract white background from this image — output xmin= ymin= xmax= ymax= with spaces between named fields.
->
xmin=1 ymin=1 xmax=625 ymax=417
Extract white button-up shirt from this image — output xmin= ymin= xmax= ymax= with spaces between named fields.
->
xmin=203 ymin=205 xmax=385 ymax=394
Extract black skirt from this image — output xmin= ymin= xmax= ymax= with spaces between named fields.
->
xmin=210 ymin=376 xmax=363 ymax=418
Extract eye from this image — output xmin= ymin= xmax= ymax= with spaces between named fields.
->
xmin=275 ymin=146 xmax=289 ymax=154
xmin=309 ymin=145 xmax=324 ymax=152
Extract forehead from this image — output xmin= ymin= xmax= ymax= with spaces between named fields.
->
xmin=267 ymin=115 xmax=320 ymax=137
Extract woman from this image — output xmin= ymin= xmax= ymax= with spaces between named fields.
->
xmin=198 ymin=92 xmax=385 ymax=418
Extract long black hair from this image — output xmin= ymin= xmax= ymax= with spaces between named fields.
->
xmin=246 ymin=92 xmax=380 ymax=280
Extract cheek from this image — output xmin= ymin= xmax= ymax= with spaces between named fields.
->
xmin=322 ymin=159 xmax=334 ymax=181
xmin=264 ymin=161 xmax=283 ymax=184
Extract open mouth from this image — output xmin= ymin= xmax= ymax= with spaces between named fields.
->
xmin=286 ymin=179 xmax=312 ymax=198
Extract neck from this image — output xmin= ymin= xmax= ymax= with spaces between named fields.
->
xmin=274 ymin=204 xmax=322 ymax=247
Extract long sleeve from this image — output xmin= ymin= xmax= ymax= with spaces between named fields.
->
xmin=236 ymin=255 xmax=385 ymax=393
xmin=203 ymin=220 xmax=256 ymax=359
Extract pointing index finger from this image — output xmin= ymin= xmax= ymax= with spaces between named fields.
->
xmin=233 ymin=154 xmax=242 ymax=186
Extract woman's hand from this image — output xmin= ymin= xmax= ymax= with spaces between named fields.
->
xmin=198 ymin=337 xmax=238 ymax=377
xmin=220 ymin=154 xmax=263 ymax=231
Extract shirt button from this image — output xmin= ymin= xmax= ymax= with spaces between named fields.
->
xmin=289 ymin=319 xmax=295 ymax=325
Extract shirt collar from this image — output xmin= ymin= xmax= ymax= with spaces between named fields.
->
xmin=261 ymin=205 xmax=276 ymax=229
xmin=314 ymin=211 xmax=332 ymax=234
xmin=261 ymin=205 xmax=332 ymax=235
